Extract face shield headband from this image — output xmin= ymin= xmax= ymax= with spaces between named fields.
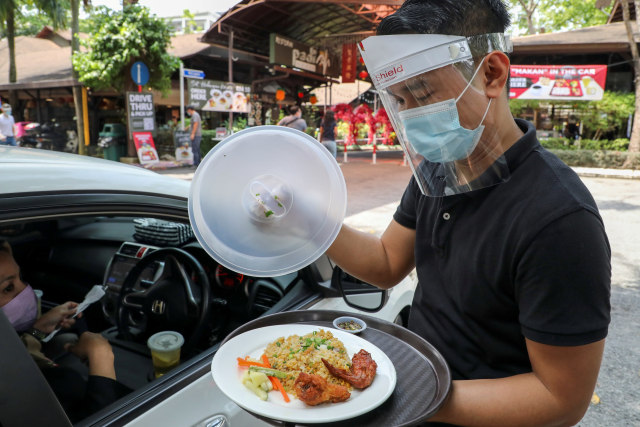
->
xmin=359 ymin=33 xmax=513 ymax=197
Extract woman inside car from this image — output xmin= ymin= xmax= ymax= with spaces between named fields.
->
xmin=0 ymin=240 xmax=129 ymax=422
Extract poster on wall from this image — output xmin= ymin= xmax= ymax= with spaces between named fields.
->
xmin=509 ymin=65 xmax=607 ymax=101
xmin=188 ymin=79 xmax=251 ymax=113
xmin=132 ymin=132 xmax=159 ymax=164
xmin=173 ymin=130 xmax=193 ymax=165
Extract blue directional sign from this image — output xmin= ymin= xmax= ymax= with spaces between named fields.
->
xmin=131 ymin=61 xmax=150 ymax=86
xmin=183 ymin=68 xmax=205 ymax=79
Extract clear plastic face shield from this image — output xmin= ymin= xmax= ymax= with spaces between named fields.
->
xmin=359 ymin=33 xmax=513 ymax=196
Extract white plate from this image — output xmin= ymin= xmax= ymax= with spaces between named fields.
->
xmin=210 ymin=324 xmax=397 ymax=423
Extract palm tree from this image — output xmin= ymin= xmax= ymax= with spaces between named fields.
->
xmin=1 ymin=0 xmax=67 ymax=109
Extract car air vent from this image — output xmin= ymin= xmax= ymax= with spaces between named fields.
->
xmin=249 ymin=280 xmax=284 ymax=314
xmin=119 ymin=243 xmax=140 ymax=256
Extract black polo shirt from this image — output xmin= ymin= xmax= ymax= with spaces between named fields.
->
xmin=394 ymin=119 xmax=611 ymax=380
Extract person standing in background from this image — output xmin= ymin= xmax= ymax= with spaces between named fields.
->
xmin=0 ymin=103 xmax=17 ymax=146
xmin=277 ymin=105 xmax=307 ymax=132
xmin=319 ymin=110 xmax=338 ymax=159
xmin=186 ymin=105 xmax=202 ymax=167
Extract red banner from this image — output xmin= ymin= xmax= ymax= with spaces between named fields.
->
xmin=342 ymin=43 xmax=357 ymax=83
xmin=509 ymin=65 xmax=607 ymax=101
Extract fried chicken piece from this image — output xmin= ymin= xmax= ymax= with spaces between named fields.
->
xmin=294 ymin=372 xmax=351 ymax=406
xmin=321 ymin=349 xmax=377 ymax=389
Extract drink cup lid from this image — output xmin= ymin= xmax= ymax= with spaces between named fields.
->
xmin=147 ymin=331 xmax=184 ymax=352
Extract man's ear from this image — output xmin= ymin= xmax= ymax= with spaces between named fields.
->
xmin=483 ymin=51 xmax=510 ymax=99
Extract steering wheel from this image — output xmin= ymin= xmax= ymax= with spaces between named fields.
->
xmin=117 ymin=248 xmax=211 ymax=353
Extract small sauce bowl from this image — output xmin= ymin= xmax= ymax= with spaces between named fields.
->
xmin=333 ymin=316 xmax=367 ymax=334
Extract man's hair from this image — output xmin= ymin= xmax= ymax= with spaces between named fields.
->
xmin=288 ymin=105 xmax=300 ymax=115
xmin=377 ymin=0 xmax=510 ymax=37
xmin=186 ymin=104 xmax=196 ymax=111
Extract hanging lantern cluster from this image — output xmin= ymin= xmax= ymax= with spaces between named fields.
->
xmin=297 ymin=91 xmax=305 ymax=99
xmin=275 ymin=88 xmax=285 ymax=101
xmin=309 ymin=94 xmax=318 ymax=105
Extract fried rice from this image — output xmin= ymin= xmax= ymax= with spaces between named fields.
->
xmin=263 ymin=329 xmax=352 ymax=392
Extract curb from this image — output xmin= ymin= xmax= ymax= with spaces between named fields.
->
xmin=572 ymin=167 xmax=640 ymax=180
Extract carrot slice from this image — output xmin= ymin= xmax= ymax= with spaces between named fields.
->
xmin=273 ymin=377 xmax=290 ymax=402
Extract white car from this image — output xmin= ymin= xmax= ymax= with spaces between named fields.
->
xmin=0 ymin=147 xmax=416 ymax=426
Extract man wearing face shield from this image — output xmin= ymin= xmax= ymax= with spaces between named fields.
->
xmin=327 ymin=1 xmax=610 ymax=425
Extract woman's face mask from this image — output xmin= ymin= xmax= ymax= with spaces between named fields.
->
xmin=1 ymin=285 xmax=38 ymax=332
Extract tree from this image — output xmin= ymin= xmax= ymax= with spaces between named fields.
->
xmin=73 ymin=5 xmax=179 ymax=94
xmin=620 ymin=0 xmax=640 ymax=154
xmin=1 ymin=0 xmax=67 ymax=108
xmin=72 ymin=4 xmax=180 ymax=154
xmin=508 ymin=0 xmax=612 ymax=35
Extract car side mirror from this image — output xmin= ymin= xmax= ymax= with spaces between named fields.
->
xmin=331 ymin=265 xmax=388 ymax=312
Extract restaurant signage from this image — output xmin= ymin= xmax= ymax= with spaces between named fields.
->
xmin=269 ymin=33 xmax=340 ymax=78
xmin=187 ymin=79 xmax=251 ymax=113
xmin=509 ymin=65 xmax=607 ymax=101
xmin=342 ymin=43 xmax=357 ymax=83
xmin=127 ymin=92 xmax=155 ymax=133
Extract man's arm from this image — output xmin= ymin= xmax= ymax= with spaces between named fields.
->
xmin=430 ymin=338 xmax=605 ymax=427
xmin=327 ymin=219 xmax=416 ymax=289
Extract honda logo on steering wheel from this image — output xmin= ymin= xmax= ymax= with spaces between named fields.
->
xmin=151 ymin=300 xmax=166 ymax=315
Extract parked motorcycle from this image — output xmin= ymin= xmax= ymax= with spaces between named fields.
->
xmin=18 ymin=122 xmax=78 ymax=153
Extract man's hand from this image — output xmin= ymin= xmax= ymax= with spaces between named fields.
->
xmin=66 ymin=331 xmax=116 ymax=380
xmin=33 ymin=302 xmax=79 ymax=333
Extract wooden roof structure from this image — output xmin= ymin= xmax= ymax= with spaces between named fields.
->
xmin=201 ymin=0 xmax=401 ymax=55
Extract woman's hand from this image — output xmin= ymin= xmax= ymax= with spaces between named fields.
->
xmin=66 ymin=331 xmax=116 ymax=380
xmin=32 ymin=302 xmax=79 ymax=333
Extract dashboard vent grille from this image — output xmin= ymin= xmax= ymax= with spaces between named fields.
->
xmin=119 ymin=243 xmax=140 ymax=256
xmin=250 ymin=281 xmax=284 ymax=314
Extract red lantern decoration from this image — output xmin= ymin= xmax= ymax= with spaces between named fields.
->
xmin=298 ymin=91 xmax=305 ymax=99
xmin=358 ymin=70 xmax=368 ymax=80
xmin=275 ymin=89 xmax=285 ymax=101
xmin=309 ymin=95 xmax=318 ymax=105
xmin=359 ymin=56 xmax=364 ymax=64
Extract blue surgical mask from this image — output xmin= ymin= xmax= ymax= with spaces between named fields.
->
xmin=399 ymin=62 xmax=491 ymax=164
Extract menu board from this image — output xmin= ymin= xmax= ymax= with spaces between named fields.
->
xmin=509 ymin=65 xmax=607 ymax=101
xmin=173 ymin=130 xmax=193 ymax=165
xmin=188 ymin=79 xmax=251 ymax=113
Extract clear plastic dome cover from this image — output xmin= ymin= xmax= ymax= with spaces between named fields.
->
xmin=188 ymin=126 xmax=347 ymax=277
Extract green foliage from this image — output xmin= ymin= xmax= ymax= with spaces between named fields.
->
xmin=550 ymin=149 xmax=640 ymax=169
xmin=72 ymin=5 xmax=180 ymax=94
xmin=540 ymin=137 xmax=630 ymax=151
xmin=508 ymin=0 xmax=611 ymax=34
xmin=510 ymin=92 xmax=634 ymax=140
xmin=201 ymin=130 xmax=220 ymax=157
xmin=0 ymin=3 xmax=69 ymax=38
xmin=179 ymin=9 xmax=202 ymax=34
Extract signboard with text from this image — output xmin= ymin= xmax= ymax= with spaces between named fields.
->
xmin=133 ymin=132 xmax=159 ymax=164
xmin=509 ymin=65 xmax=608 ymax=101
xmin=127 ymin=92 xmax=155 ymax=134
xmin=187 ymin=79 xmax=251 ymax=113
xmin=269 ymin=33 xmax=340 ymax=78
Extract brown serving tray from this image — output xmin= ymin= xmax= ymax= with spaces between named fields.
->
xmin=220 ymin=309 xmax=451 ymax=427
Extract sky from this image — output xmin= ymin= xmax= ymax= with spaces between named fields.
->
xmin=89 ymin=0 xmax=240 ymax=17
